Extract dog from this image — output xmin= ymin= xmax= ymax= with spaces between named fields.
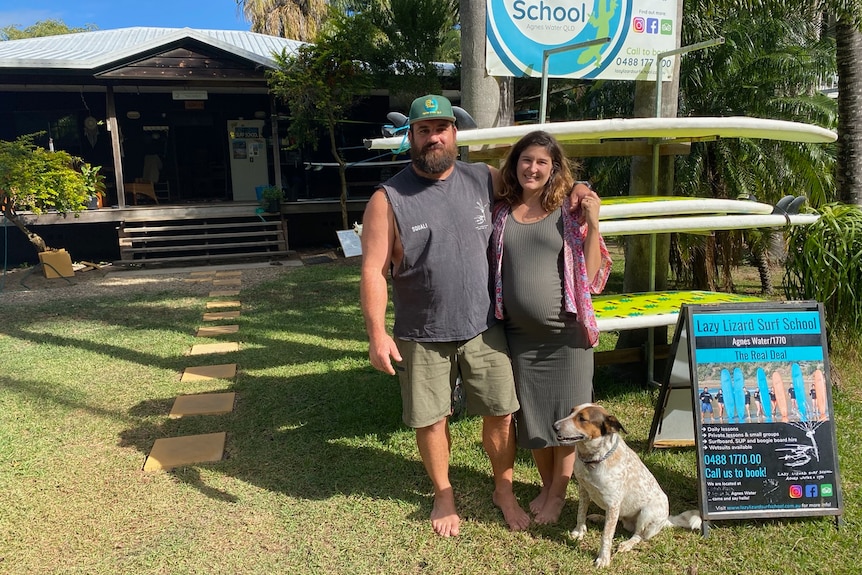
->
xmin=554 ymin=403 xmax=701 ymax=567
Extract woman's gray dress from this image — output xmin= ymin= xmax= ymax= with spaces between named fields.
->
xmin=501 ymin=212 xmax=594 ymax=450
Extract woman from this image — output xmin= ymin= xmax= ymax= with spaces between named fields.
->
xmin=490 ymin=130 xmax=612 ymax=524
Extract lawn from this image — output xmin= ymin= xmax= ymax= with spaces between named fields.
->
xmin=0 ymin=257 xmax=859 ymax=575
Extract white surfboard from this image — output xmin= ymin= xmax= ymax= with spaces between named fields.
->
xmin=600 ymin=213 xmax=818 ymax=236
xmin=599 ymin=196 xmax=775 ymax=220
xmin=365 ymin=116 xmax=837 ymax=150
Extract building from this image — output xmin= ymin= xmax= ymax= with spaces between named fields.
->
xmin=0 ymin=27 xmax=408 ymax=267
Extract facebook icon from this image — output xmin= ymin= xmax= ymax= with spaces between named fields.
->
xmin=647 ymin=18 xmax=659 ymax=34
xmin=805 ymin=484 xmax=819 ymax=497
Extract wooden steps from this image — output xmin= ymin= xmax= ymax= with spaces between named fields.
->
xmin=116 ymin=214 xmax=291 ymax=267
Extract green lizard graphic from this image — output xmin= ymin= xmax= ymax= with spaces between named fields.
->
xmin=578 ymin=0 xmax=619 ymax=67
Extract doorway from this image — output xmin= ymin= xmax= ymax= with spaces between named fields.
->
xmin=171 ymin=114 xmax=228 ymax=201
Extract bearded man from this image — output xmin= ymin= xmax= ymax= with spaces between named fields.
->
xmin=359 ymin=94 xmax=531 ymax=537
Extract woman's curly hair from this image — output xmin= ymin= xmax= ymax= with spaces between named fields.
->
xmin=498 ymin=130 xmax=578 ymax=212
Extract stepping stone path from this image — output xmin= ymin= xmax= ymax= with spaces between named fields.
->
xmin=143 ymin=268 xmax=246 ymax=472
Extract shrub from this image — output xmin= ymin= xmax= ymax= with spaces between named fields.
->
xmin=784 ymin=202 xmax=862 ymax=347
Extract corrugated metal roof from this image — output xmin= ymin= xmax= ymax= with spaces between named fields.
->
xmin=0 ymin=27 xmax=304 ymax=70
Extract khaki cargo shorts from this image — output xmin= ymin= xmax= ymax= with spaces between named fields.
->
xmin=394 ymin=323 xmax=519 ymax=429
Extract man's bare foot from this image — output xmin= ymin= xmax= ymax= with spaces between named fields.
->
xmin=493 ymin=490 xmax=531 ymax=531
xmin=431 ymin=488 xmax=460 ymax=537
xmin=529 ymin=490 xmax=548 ymax=515
xmin=534 ymin=494 xmax=566 ymax=524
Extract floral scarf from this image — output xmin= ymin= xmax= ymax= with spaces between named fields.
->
xmin=490 ymin=202 xmax=612 ymax=347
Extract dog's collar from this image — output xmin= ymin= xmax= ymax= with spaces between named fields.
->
xmin=580 ymin=435 xmax=619 ymax=466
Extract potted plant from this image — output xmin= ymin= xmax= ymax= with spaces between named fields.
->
xmin=261 ymin=185 xmax=284 ymax=213
xmin=82 ymin=163 xmax=106 ymax=209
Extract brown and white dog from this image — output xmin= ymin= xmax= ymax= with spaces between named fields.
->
xmin=554 ymin=403 xmax=701 ymax=568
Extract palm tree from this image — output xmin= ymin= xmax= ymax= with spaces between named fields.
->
xmin=747 ymin=0 xmax=862 ymax=208
xmin=237 ymin=0 xmax=328 ymax=41
xmin=675 ymin=7 xmax=837 ymax=292
xmin=833 ymin=18 xmax=862 ymax=206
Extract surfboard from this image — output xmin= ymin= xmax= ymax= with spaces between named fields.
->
xmin=364 ymin=116 xmax=838 ymax=150
xmin=813 ymin=368 xmax=827 ymax=421
xmin=771 ymin=371 xmax=790 ymax=423
xmin=791 ymin=363 xmax=809 ymax=422
xmin=599 ymin=213 xmax=818 ymax=236
xmin=720 ymin=369 xmax=733 ymax=423
xmin=757 ymin=367 xmax=773 ymax=423
xmin=593 ymin=290 xmax=764 ymax=332
xmin=599 ymin=196 xmax=775 ymax=220
xmin=732 ymin=367 xmax=746 ymax=424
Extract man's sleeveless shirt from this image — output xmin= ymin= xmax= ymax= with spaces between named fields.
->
xmin=380 ymin=161 xmax=496 ymax=342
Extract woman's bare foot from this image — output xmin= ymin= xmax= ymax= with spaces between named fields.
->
xmin=534 ymin=494 xmax=566 ymax=524
xmin=530 ymin=490 xmax=548 ymax=515
xmin=431 ymin=488 xmax=460 ymax=537
xmin=493 ymin=490 xmax=531 ymax=531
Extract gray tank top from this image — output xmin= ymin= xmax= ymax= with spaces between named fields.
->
xmin=381 ymin=161 xmax=496 ymax=341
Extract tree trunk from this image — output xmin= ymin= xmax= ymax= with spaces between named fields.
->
xmin=459 ymin=0 xmax=509 ymax=129
xmin=1 ymin=206 xmax=50 ymax=254
xmin=836 ymin=21 xmax=862 ymax=206
xmin=750 ymin=243 xmax=774 ymax=296
xmin=692 ymin=240 xmax=716 ymax=291
xmin=326 ymin=117 xmax=349 ymax=231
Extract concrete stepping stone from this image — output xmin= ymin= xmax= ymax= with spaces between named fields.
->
xmin=215 ymin=271 xmax=242 ymax=277
xmin=212 ymin=278 xmax=241 ymax=287
xmin=196 ymin=325 xmax=239 ymax=337
xmin=209 ymin=290 xmax=240 ymax=297
xmin=143 ymin=432 xmax=226 ymax=472
xmin=181 ymin=364 xmax=237 ymax=382
xmin=202 ymin=310 xmax=241 ymax=321
xmin=206 ymin=300 xmax=241 ymax=309
xmin=189 ymin=342 xmax=239 ymax=355
xmin=169 ymin=392 xmax=236 ymax=419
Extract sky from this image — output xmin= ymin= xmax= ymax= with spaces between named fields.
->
xmin=0 ymin=1 xmax=252 ymax=32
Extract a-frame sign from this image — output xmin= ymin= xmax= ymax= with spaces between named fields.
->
xmin=648 ymin=301 xmax=842 ymax=534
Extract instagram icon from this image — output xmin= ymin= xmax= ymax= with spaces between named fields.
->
xmin=789 ymin=485 xmax=804 ymax=499
xmin=633 ymin=17 xmax=645 ymax=33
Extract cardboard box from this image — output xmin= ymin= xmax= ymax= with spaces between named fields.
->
xmin=38 ymin=249 xmax=75 ymax=279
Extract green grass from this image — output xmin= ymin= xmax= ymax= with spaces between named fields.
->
xmin=1 ymin=260 xmax=860 ymax=574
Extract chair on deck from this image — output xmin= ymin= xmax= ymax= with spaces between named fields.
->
xmin=125 ymin=181 xmax=159 ymax=205
xmin=127 ymin=153 xmax=169 ymax=204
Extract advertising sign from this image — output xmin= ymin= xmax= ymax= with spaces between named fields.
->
xmin=486 ymin=0 xmax=679 ymax=80
xmin=685 ymin=301 xmax=842 ymax=522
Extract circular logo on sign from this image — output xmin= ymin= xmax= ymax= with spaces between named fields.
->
xmin=487 ymin=0 xmax=630 ymax=78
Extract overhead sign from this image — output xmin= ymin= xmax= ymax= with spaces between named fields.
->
xmin=485 ymin=0 xmax=679 ymax=80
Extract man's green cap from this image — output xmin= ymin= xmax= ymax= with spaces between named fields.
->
xmin=408 ymin=94 xmax=456 ymax=125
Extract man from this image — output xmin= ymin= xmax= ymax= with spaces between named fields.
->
xmin=359 ymin=94 xmax=531 ymax=537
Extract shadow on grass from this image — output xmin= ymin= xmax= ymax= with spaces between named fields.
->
xmin=117 ymin=365 xmax=541 ymax=530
